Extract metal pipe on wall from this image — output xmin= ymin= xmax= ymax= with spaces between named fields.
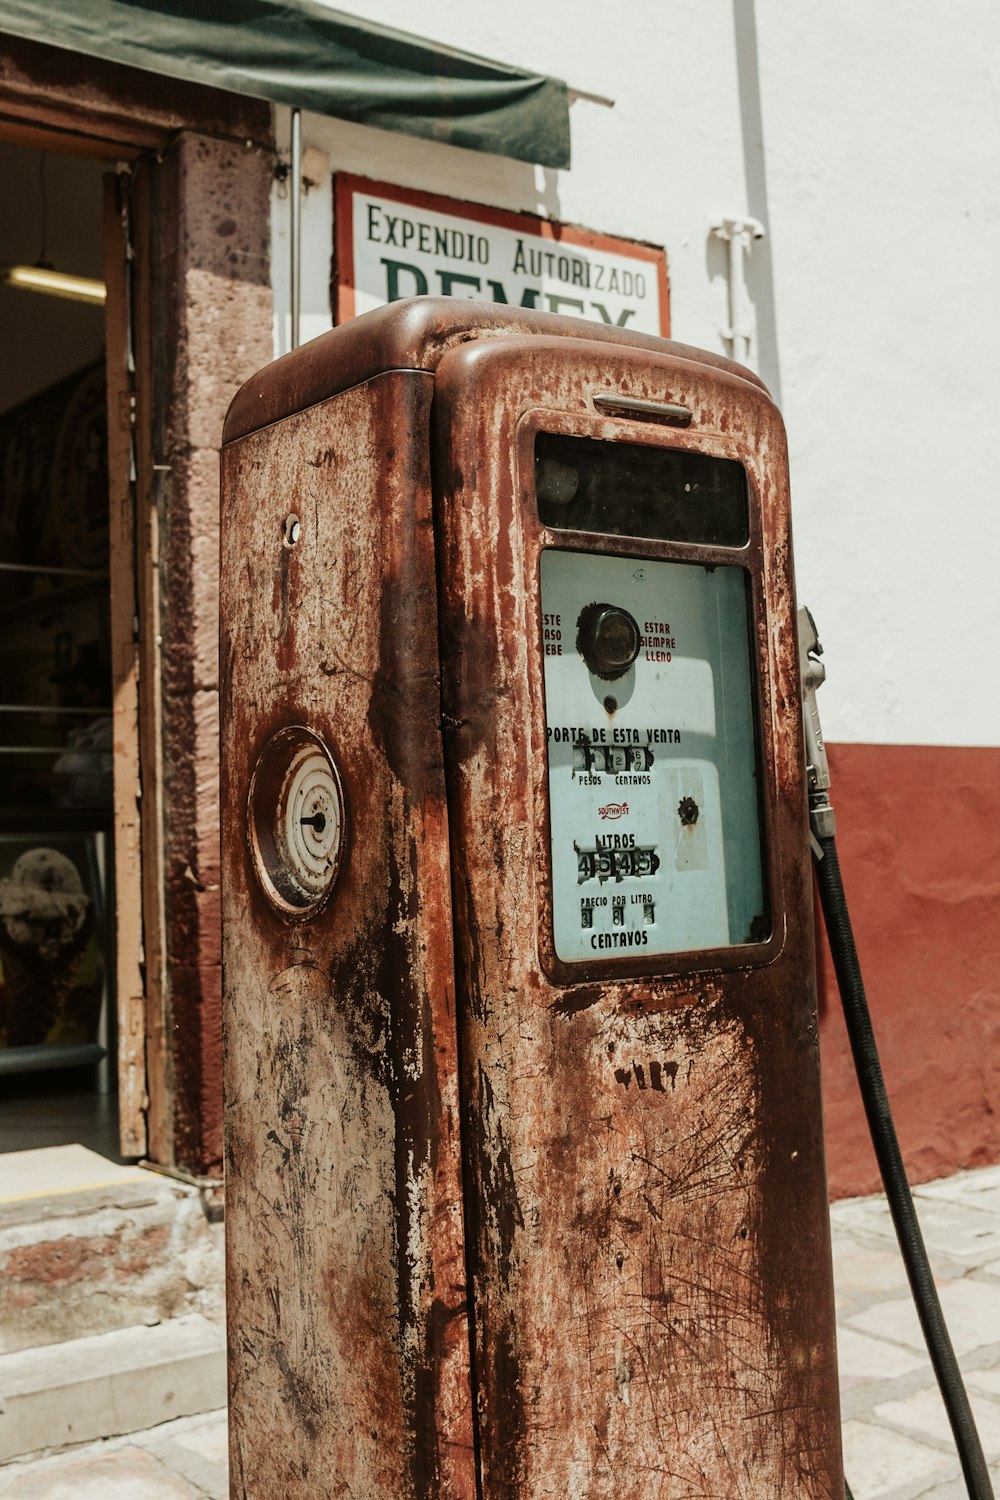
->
xmin=290 ymin=108 xmax=302 ymax=349
xmin=710 ymin=214 xmax=764 ymax=369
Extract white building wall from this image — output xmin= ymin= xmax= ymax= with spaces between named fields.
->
xmin=272 ymin=0 xmax=1000 ymax=748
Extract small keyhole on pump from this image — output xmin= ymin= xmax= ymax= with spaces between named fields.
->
xmin=300 ymin=812 xmax=327 ymax=832
xmin=678 ymin=797 xmax=699 ymax=827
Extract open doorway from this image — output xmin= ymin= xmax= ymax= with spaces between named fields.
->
xmin=0 ymin=142 xmax=122 ymax=1160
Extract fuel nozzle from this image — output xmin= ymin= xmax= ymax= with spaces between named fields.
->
xmin=797 ymin=606 xmax=836 ymax=842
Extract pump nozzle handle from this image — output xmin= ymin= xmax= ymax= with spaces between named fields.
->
xmin=797 ymin=606 xmax=835 ymax=840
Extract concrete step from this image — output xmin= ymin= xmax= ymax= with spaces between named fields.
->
xmin=0 ymin=1146 xmax=224 ymax=1355
xmin=0 ymin=1313 xmax=227 ymax=1462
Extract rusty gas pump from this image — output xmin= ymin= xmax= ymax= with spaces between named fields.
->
xmin=219 ymin=298 xmax=844 ymax=1499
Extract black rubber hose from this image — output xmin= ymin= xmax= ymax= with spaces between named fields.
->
xmin=814 ymin=830 xmax=993 ymax=1500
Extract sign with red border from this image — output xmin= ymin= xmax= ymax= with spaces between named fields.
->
xmin=334 ymin=174 xmax=669 ymax=337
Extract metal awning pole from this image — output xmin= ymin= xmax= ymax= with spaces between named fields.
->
xmin=290 ymin=107 xmax=302 ymax=349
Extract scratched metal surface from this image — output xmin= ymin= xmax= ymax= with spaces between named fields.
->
xmin=433 ymin=336 xmax=844 ymax=1498
xmin=221 ymin=296 xmax=768 ymax=447
xmin=220 ymin=372 xmax=476 ymax=1498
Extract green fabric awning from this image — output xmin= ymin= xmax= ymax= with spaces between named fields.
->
xmin=0 ymin=0 xmax=571 ymax=168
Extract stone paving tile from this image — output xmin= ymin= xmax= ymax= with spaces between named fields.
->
xmin=167 ymin=1413 xmax=228 ymax=1465
xmin=837 ymin=1325 xmax=930 ymax=1381
xmin=831 ymin=1236 xmax=912 ymax=1317
xmin=914 ymin=1460 xmax=1000 ymax=1500
xmin=831 ymin=1170 xmax=1000 ymax=1498
xmin=0 ymin=1442 xmax=203 ymax=1498
xmin=836 ymin=1197 xmax=1000 ymax=1267
xmin=968 ymin=1368 xmax=1000 ymax=1399
xmin=912 ymin=1201 xmax=1000 ymax=1264
xmin=847 ymin=1278 xmax=1000 ymax=1358
xmin=840 ymin=1418 xmax=952 ymax=1497
xmin=873 ymin=1384 xmax=1000 ymax=1460
xmin=839 ymin=1326 xmax=929 ymax=1380
xmin=137 ymin=1409 xmax=228 ymax=1500
xmin=912 ymin=1165 xmax=1000 ymax=1205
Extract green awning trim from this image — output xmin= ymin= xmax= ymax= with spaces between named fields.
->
xmin=0 ymin=0 xmax=571 ymax=168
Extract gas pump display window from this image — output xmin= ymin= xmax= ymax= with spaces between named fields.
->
xmin=540 ymin=548 xmax=768 ymax=962
xmin=535 ymin=431 xmax=748 ymax=546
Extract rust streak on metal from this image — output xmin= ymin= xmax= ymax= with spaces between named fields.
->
xmin=221 ymin=298 xmax=841 ymax=1498
xmin=432 ymin=326 xmax=841 ymax=1496
xmin=221 ymin=368 xmax=476 ymax=1497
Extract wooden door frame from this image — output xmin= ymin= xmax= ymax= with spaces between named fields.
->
xmin=101 ymin=167 xmax=149 ymax=1156
xmin=0 ymin=121 xmax=160 ymax=1158
xmin=2 ymin=34 xmax=274 ymax=1168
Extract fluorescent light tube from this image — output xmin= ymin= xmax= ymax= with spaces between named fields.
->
xmin=1 ymin=264 xmax=106 ymax=305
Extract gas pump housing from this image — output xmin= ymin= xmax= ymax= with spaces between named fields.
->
xmin=220 ymin=298 xmax=843 ymax=1499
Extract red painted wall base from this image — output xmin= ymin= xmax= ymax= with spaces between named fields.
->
xmin=817 ymin=743 xmax=1000 ymax=1199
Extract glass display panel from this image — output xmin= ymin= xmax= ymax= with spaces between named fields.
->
xmin=540 ymin=548 xmax=768 ymax=962
xmin=535 ymin=431 xmax=749 ymax=546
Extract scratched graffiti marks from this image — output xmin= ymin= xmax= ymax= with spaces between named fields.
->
xmin=604 ymin=1023 xmax=769 ymax=1496
xmin=471 ymin=999 xmax=835 ymax=1500
xmin=222 ymin=379 xmax=476 ymax=1500
xmin=226 ymin=963 xmax=404 ymax=1496
xmin=509 ymin=1009 xmax=783 ymax=1499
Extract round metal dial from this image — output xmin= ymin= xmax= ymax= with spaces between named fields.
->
xmin=249 ymin=727 xmax=345 ymax=918
xmin=575 ymin=602 xmax=642 ymax=680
